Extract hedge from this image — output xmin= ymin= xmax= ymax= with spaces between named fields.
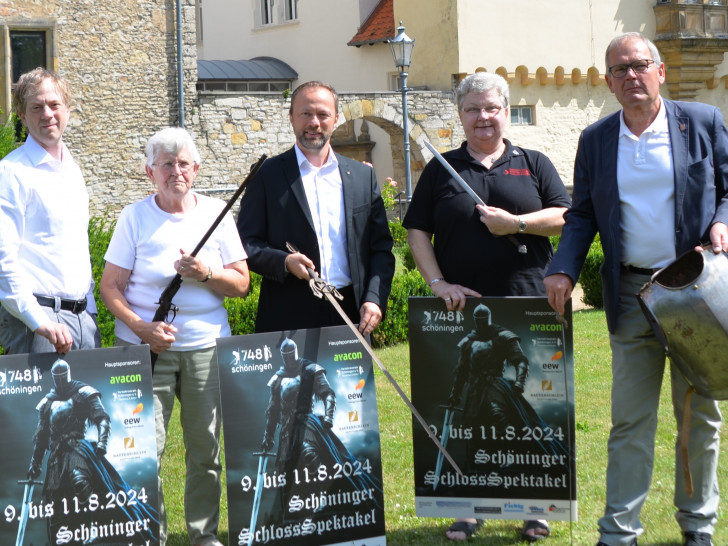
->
xmin=3 ymin=219 xmax=604 ymax=355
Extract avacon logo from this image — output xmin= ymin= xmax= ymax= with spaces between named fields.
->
xmin=110 ymin=374 xmax=142 ymax=384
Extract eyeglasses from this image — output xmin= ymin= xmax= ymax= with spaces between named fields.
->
xmin=462 ymin=105 xmax=504 ymax=117
xmin=153 ymin=161 xmax=195 ymax=173
xmin=608 ymin=59 xmax=655 ymax=78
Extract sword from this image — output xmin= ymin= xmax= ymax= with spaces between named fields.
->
xmin=286 ymin=242 xmax=463 ymax=477
xmin=247 ymin=450 xmax=274 ymax=546
xmin=16 ymin=478 xmax=42 ymax=546
xmin=432 ymin=404 xmax=462 ymax=491
xmin=423 ymin=140 xmax=527 ymax=254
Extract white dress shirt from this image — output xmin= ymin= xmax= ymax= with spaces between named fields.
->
xmin=294 ymin=144 xmax=352 ymax=288
xmin=0 ymin=135 xmax=95 ymax=330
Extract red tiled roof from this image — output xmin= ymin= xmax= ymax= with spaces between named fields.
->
xmin=348 ymin=0 xmax=395 ymax=47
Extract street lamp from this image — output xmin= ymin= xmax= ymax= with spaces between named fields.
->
xmin=389 ymin=21 xmax=415 ymax=202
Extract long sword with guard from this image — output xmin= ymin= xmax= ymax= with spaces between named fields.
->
xmin=16 ymin=478 xmax=42 ymax=546
xmin=247 ymin=449 xmax=274 ymax=546
xmin=432 ymin=404 xmax=462 ymax=491
xmin=285 ymin=242 xmax=463 ymax=477
xmin=423 ymin=140 xmax=526 ymax=254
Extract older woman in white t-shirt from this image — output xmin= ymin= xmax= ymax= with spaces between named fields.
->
xmin=100 ymin=127 xmax=249 ymax=546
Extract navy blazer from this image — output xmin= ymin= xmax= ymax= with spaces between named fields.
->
xmin=547 ymin=99 xmax=728 ymax=333
xmin=237 ymin=147 xmax=395 ymax=333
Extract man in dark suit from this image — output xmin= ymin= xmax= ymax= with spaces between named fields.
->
xmin=544 ymin=33 xmax=728 ymax=546
xmin=237 ymin=81 xmax=395 ymax=335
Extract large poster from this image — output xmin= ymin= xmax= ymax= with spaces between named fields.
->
xmin=0 ymin=346 xmax=160 ymax=546
xmin=217 ymin=325 xmax=386 ymax=546
xmin=408 ymin=297 xmax=576 ymax=521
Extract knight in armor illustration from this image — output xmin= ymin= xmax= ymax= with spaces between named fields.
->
xmin=257 ymin=338 xmax=382 ymax=520
xmin=261 ymin=338 xmax=338 ymax=473
xmin=27 ymin=358 xmax=158 ymax=544
xmin=449 ymin=304 xmax=532 ymax=431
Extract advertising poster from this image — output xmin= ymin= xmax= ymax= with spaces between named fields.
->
xmin=216 ymin=325 xmax=386 ymax=546
xmin=0 ymin=345 xmax=160 ymax=546
xmin=408 ymin=297 xmax=576 ymax=522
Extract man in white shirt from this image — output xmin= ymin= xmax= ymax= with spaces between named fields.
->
xmin=544 ymin=33 xmax=727 ymax=546
xmin=237 ymin=81 xmax=395 ymax=335
xmin=0 ymin=68 xmax=100 ymax=354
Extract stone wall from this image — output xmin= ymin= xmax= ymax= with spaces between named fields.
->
xmin=2 ymin=0 xmax=198 ymax=216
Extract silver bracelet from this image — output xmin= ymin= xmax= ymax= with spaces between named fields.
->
xmin=429 ymin=277 xmax=444 ymax=287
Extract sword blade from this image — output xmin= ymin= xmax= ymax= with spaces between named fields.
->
xmin=313 ymin=272 xmax=463 ymax=477
xmin=423 ymin=141 xmax=527 ymax=253
xmin=247 ymin=453 xmax=269 ymax=546
xmin=424 ymin=140 xmax=485 ymax=206
xmin=432 ymin=408 xmax=455 ymax=491
xmin=16 ymin=482 xmax=34 ymax=546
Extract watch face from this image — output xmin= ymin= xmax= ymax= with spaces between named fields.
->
xmin=518 ymin=220 xmax=527 ymax=232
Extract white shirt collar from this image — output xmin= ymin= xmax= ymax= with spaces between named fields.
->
xmin=619 ymin=98 xmax=668 ymax=138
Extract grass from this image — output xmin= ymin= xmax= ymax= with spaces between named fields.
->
xmin=160 ymin=309 xmax=728 ymax=545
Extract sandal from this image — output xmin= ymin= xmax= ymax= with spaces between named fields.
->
xmin=521 ymin=519 xmax=550 ymax=542
xmin=446 ymin=519 xmax=483 ymax=541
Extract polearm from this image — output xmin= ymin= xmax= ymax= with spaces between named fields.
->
xmin=150 ymin=154 xmax=268 ymax=369
xmin=423 ymin=140 xmax=526 ymax=254
xmin=285 ymin=242 xmax=463 ymax=477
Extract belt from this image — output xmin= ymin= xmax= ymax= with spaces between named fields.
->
xmin=34 ymin=294 xmax=88 ymax=314
xmin=621 ymin=263 xmax=660 ymax=276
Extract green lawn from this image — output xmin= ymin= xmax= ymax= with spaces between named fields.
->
xmin=161 ymin=309 xmax=728 ymax=545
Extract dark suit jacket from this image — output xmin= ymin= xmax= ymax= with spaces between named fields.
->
xmin=547 ymin=99 xmax=728 ymax=333
xmin=237 ymin=147 xmax=395 ymax=333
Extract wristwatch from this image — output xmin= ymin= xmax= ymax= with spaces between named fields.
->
xmin=517 ymin=217 xmax=527 ymax=233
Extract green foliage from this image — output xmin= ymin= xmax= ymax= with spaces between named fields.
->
xmin=389 ymin=219 xmax=415 ymax=272
xmin=88 ymin=215 xmax=117 ymax=346
xmin=381 ymin=177 xmax=402 ymax=210
xmin=0 ymin=112 xmax=22 ymax=160
xmin=372 ymin=268 xmax=428 ymax=348
xmin=550 ymin=234 xmax=604 ymax=309
xmin=224 ymin=272 xmax=260 ymax=336
xmin=578 ymin=233 xmax=604 ymax=309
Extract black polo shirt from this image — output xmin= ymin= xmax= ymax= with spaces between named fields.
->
xmin=403 ymin=139 xmax=571 ymax=296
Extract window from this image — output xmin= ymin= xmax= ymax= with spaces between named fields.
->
xmin=11 ymin=31 xmax=47 ymax=82
xmin=511 ymin=105 xmax=534 ymax=126
xmin=196 ymin=80 xmax=292 ymax=93
xmin=196 ymin=0 xmax=204 ymax=44
xmin=0 ymin=25 xmax=52 ymax=121
xmin=284 ymin=0 xmax=298 ymax=21
xmin=262 ymin=0 xmax=274 ymax=25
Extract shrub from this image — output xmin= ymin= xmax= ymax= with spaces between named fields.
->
xmin=372 ymin=268 xmax=429 ymax=347
xmin=88 ymin=215 xmax=117 ymax=346
xmin=225 ymin=272 xmax=260 ymax=336
xmin=579 ymin=233 xmax=604 ymax=308
xmin=0 ymin=112 xmax=22 ymax=159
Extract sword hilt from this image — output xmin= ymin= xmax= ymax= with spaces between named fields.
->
xmin=252 ymin=451 xmax=276 ymax=457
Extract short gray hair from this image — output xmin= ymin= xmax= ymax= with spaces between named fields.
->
xmin=605 ymin=32 xmax=661 ymax=73
xmin=145 ymin=127 xmax=201 ymax=168
xmin=455 ymin=72 xmax=509 ymax=111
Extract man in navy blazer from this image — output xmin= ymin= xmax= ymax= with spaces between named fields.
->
xmin=237 ymin=81 xmax=395 ymax=335
xmin=545 ymin=33 xmax=728 ymax=546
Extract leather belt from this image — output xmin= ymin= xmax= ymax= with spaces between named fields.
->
xmin=34 ymin=294 xmax=88 ymax=314
xmin=621 ymin=263 xmax=660 ymax=276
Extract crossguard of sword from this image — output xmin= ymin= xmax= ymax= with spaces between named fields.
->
xmin=308 ymin=274 xmax=343 ymax=301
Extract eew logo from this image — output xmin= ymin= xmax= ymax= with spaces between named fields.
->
xmin=124 ymin=403 xmax=144 ymax=426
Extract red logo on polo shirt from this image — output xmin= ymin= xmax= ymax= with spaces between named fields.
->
xmin=505 ymin=169 xmax=530 ymax=176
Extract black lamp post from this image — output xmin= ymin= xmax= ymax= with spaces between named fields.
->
xmin=389 ymin=21 xmax=415 ymax=202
